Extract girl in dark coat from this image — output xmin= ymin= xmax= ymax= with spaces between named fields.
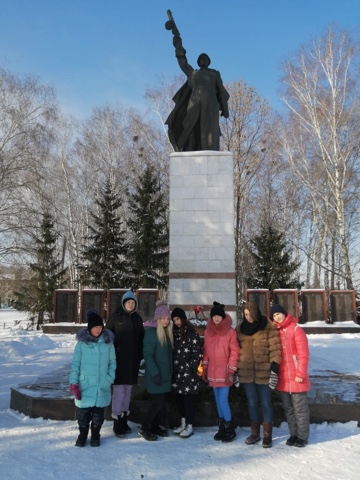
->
xmin=139 ymin=300 xmax=173 ymax=441
xmin=106 ymin=290 xmax=144 ymax=437
xmin=171 ymin=307 xmax=202 ymax=438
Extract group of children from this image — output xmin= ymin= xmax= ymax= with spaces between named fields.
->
xmin=69 ymin=295 xmax=310 ymax=448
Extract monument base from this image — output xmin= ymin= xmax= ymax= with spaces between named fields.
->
xmin=168 ymin=150 xmax=236 ymax=324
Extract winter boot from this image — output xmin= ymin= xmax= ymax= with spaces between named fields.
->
xmin=222 ymin=420 xmax=236 ymax=443
xmin=294 ymin=438 xmax=307 ymax=447
xmin=151 ymin=424 xmax=169 ymax=437
xmin=75 ymin=425 xmax=89 ymax=447
xmin=112 ymin=414 xmax=119 ymax=435
xmin=112 ymin=413 xmax=126 ymax=438
xmin=286 ymin=435 xmax=297 ymax=446
xmin=262 ymin=422 xmax=273 ymax=448
xmin=138 ymin=427 xmax=158 ymax=441
xmin=90 ymin=424 xmax=101 ymax=447
xmin=179 ymin=424 xmax=193 ymax=439
xmin=173 ymin=417 xmax=186 ymax=435
xmin=214 ymin=418 xmax=225 ymax=441
xmin=123 ymin=411 xmax=132 ymax=434
xmin=245 ymin=422 xmax=261 ymax=445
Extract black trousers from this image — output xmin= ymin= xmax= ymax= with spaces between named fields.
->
xmin=142 ymin=393 xmax=167 ymax=430
xmin=176 ymin=393 xmax=197 ymax=425
xmin=77 ymin=406 xmax=105 ymax=428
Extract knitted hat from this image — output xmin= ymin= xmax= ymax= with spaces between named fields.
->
xmin=87 ymin=309 xmax=104 ymax=332
xmin=154 ymin=300 xmax=171 ymax=321
xmin=270 ymin=304 xmax=287 ymax=319
xmin=171 ymin=307 xmax=187 ymax=321
xmin=210 ymin=301 xmax=226 ymax=319
xmin=121 ymin=290 xmax=138 ymax=312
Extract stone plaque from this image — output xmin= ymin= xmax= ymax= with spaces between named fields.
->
xmin=80 ymin=289 xmax=105 ymax=324
xmin=245 ymin=289 xmax=270 ymax=319
xmin=330 ymin=290 xmax=356 ymax=323
xmin=273 ymin=289 xmax=298 ymax=321
xmin=54 ymin=289 xmax=78 ymax=323
xmin=106 ymin=289 xmax=128 ymax=322
xmin=137 ymin=289 xmax=159 ymax=322
xmin=301 ymin=290 xmax=327 ymax=323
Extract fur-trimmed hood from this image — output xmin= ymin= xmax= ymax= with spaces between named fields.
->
xmin=76 ymin=328 xmax=114 ymax=344
xmin=206 ymin=314 xmax=232 ymax=337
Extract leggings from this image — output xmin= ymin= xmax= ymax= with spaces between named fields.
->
xmin=213 ymin=386 xmax=231 ymax=422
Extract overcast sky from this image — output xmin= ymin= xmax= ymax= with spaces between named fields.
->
xmin=1 ymin=0 xmax=359 ymax=119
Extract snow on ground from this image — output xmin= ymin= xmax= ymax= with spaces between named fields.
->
xmin=0 ymin=310 xmax=359 ymax=480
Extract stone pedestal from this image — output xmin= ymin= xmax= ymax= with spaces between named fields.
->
xmin=168 ymin=150 xmax=236 ymax=324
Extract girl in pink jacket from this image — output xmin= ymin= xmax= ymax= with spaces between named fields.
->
xmin=271 ymin=304 xmax=310 ymax=447
xmin=202 ymin=302 xmax=240 ymax=443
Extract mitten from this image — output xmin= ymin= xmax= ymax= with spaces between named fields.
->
xmin=233 ymin=373 xmax=240 ymax=388
xmin=201 ymin=368 xmax=208 ymax=383
xmin=152 ymin=374 xmax=162 ymax=386
xmin=70 ymin=384 xmax=81 ymax=400
xmin=269 ymin=363 xmax=279 ymax=390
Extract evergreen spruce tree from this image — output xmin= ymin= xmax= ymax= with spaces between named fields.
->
xmin=80 ymin=178 xmax=128 ymax=289
xmin=127 ymin=165 xmax=169 ymax=289
xmin=15 ymin=212 xmax=67 ymax=329
xmin=247 ymin=225 xmax=300 ymax=292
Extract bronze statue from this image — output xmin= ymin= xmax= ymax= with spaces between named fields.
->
xmin=165 ymin=10 xmax=230 ymax=152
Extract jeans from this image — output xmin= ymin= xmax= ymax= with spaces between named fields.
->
xmin=213 ymin=386 xmax=231 ymax=422
xmin=243 ymin=382 xmax=273 ymax=423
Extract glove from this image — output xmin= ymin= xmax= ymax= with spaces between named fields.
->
xmin=202 ymin=368 xmax=208 ymax=383
xmin=152 ymin=374 xmax=162 ymax=386
xmin=233 ymin=373 xmax=240 ymax=388
xmin=70 ymin=384 xmax=81 ymax=400
xmin=269 ymin=361 xmax=279 ymax=389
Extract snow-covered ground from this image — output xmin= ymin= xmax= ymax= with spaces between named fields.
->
xmin=0 ymin=310 xmax=359 ymax=480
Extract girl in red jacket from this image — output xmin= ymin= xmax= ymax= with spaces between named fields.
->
xmin=271 ymin=304 xmax=310 ymax=447
xmin=202 ymin=302 xmax=240 ymax=443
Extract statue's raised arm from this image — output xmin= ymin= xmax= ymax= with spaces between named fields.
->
xmin=165 ymin=10 xmax=192 ymax=77
xmin=164 ymin=10 xmax=229 ymax=152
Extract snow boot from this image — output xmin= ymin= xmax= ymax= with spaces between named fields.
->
xmin=214 ymin=418 xmax=225 ymax=441
xmin=294 ymin=438 xmax=307 ymax=447
xmin=245 ymin=422 xmax=261 ymax=445
xmin=90 ymin=424 xmax=101 ymax=447
xmin=123 ymin=411 xmax=132 ymax=434
xmin=112 ymin=413 xmax=127 ymax=437
xmin=151 ymin=424 xmax=169 ymax=437
xmin=179 ymin=424 xmax=193 ymax=438
xmin=262 ymin=422 xmax=272 ymax=448
xmin=173 ymin=417 xmax=186 ymax=435
xmin=138 ymin=427 xmax=158 ymax=441
xmin=75 ymin=425 xmax=89 ymax=447
xmin=286 ymin=435 xmax=297 ymax=446
xmin=222 ymin=420 xmax=236 ymax=443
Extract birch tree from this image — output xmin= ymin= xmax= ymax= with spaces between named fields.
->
xmin=279 ymin=26 xmax=360 ymax=289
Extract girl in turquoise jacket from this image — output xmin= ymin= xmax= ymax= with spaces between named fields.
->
xmin=69 ymin=310 xmax=116 ymax=447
